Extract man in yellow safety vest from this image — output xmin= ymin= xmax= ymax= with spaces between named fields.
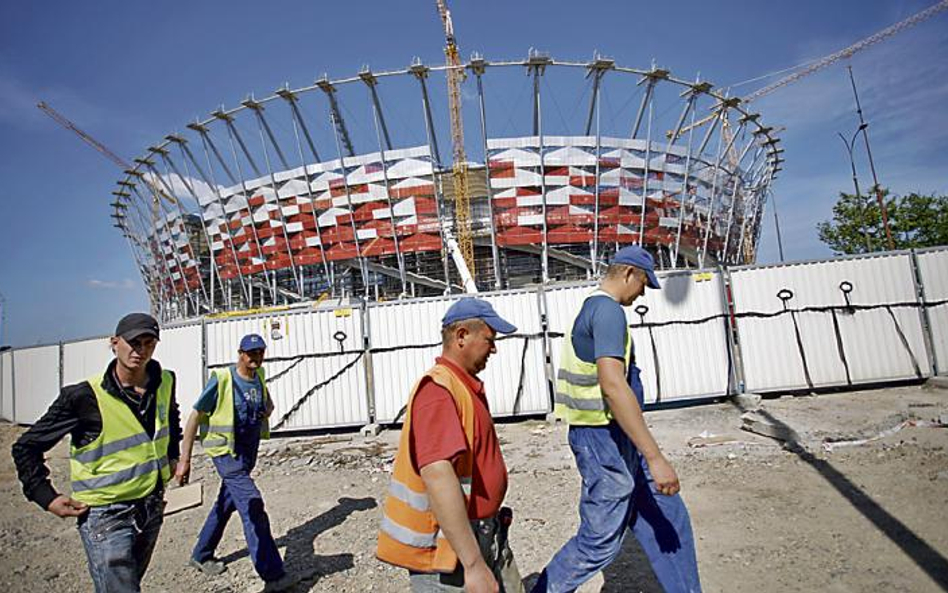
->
xmin=533 ymin=246 xmax=702 ymax=592
xmin=12 ymin=312 xmax=183 ymax=593
xmin=177 ymin=333 xmax=295 ymax=592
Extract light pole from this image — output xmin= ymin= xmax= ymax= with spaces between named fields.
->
xmin=838 ymin=125 xmax=872 ymax=253
xmin=848 ymin=66 xmax=895 ymax=250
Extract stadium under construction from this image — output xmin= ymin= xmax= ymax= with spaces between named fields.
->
xmin=26 ymin=0 xmax=937 ymax=321
xmin=107 ymin=52 xmax=783 ymax=321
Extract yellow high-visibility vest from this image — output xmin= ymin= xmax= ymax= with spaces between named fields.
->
xmin=554 ymin=291 xmax=632 ymax=425
xmin=69 ymin=371 xmax=173 ymax=506
xmin=200 ymin=367 xmax=270 ymax=457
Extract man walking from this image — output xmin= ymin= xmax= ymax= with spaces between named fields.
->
xmin=377 ymin=297 xmax=524 ymax=593
xmin=177 ymin=333 xmax=295 ymax=591
xmin=533 ymin=246 xmax=702 ymax=593
xmin=11 ymin=312 xmax=182 ymax=593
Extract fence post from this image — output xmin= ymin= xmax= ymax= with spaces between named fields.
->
xmin=58 ymin=342 xmax=65 ymax=390
xmin=361 ymin=299 xmax=377 ymax=424
xmin=10 ymin=349 xmax=16 ymax=424
xmin=720 ymin=266 xmax=746 ymax=394
xmin=536 ymin=285 xmax=555 ymax=413
xmin=200 ymin=316 xmax=209 ymax=385
xmin=910 ymin=249 xmax=939 ymax=376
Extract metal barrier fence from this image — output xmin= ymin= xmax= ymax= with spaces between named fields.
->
xmin=1 ymin=247 xmax=945 ymax=429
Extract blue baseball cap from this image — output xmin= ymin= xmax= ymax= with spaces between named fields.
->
xmin=613 ymin=245 xmax=661 ymax=289
xmin=442 ymin=298 xmax=518 ymax=334
xmin=239 ymin=333 xmax=267 ymax=352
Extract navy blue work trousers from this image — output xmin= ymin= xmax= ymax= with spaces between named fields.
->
xmin=532 ymin=423 xmax=701 ymax=593
xmin=192 ymin=432 xmax=285 ymax=582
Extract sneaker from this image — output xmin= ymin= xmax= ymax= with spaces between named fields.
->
xmin=189 ymin=557 xmax=226 ymax=576
xmin=262 ymin=572 xmax=298 ymax=592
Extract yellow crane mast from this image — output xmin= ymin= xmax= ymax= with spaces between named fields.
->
xmin=435 ymin=0 xmax=475 ymax=278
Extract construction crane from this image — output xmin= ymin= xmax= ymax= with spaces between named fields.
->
xmin=669 ymin=0 xmax=948 ymax=140
xmin=36 ymin=101 xmax=176 ymax=217
xmin=435 ymin=0 xmax=476 ymax=288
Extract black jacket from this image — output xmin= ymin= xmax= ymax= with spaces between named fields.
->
xmin=11 ymin=359 xmax=182 ymax=510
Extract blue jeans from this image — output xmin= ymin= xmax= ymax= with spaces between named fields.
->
xmin=77 ymin=489 xmax=165 ymax=593
xmin=192 ymin=432 xmax=285 ymax=582
xmin=533 ymin=424 xmax=701 ymax=593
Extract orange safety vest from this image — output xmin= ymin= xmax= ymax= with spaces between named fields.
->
xmin=376 ymin=364 xmax=476 ymax=573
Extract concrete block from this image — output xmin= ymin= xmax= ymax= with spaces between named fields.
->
xmin=924 ymin=376 xmax=948 ymax=390
xmin=360 ymin=423 xmax=381 ymax=437
xmin=740 ymin=412 xmax=799 ymax=442
xmin=732 ymin=392 xmax=762 ymax=410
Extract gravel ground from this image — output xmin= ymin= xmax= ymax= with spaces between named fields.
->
xmin=2 ymin=383 xmax=947 ymax=592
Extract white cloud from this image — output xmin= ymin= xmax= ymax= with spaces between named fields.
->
xmin=86 ymin=279 xmax=137 ymax=290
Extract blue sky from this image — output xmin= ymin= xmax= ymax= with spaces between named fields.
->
xmin=0 ymin=0 xmax=945 ymax=347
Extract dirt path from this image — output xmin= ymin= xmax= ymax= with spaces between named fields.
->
xmin=2 ymin=384 xmax=947 ymax=592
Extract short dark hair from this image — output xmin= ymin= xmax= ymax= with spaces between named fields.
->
xmin=441 ymin=318 xmax=488 ymax=345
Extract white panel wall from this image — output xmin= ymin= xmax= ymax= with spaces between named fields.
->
xmin=543 ymin=270 xmax=732 ymax=405
xmin=476 ymin=290 xmax=548 ymax=416
xmin=916 ymin=247 xmax=948 ymax=375
xmin=62 ymin=337 xmax=113 ymax=387
xmin=542 ymin=281 xmax=597 ymax=399
xmin=1 ymin=350 xmax=13 ymax=422
xmin=206 ymin=306 xmax=369 ymax=430
xmin=732 ymin=252 xmax=930 ymax=393
xmin=155 ymin=323 xmax=204 ymax=413
xmin=12 ymin=345 xmax=61 ymax=424
xmin=369 ymin=289 xmax=549 ymax=424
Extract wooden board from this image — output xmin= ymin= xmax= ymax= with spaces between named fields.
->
xmin=163 ymin=482 xmax=203 ymax=516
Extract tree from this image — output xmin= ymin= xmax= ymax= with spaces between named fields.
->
xmin=817 ymin=187 xmax=948 ymax=254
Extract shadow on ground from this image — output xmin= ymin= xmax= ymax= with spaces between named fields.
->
xmin=521 ymin=536 xmax=662 ymax=593
xmin=220 ymin=495 xmax=377 ymax=590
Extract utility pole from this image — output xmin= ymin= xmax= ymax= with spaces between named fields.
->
xmin=848 ymin=65 xmax=895 ymax=250
xmin=838 ymin=127 xmax=873 ymax=253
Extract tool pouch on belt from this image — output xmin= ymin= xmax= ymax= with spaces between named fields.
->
xmin=473 ymin=507 xmax=523 ymax=593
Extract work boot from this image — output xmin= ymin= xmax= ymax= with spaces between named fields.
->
xmin=189 ymin=557 xmax=226 ymax=576
xmin=262 ymin=572 xmax=298 ymax=592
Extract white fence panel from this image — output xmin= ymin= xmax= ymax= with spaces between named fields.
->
xmin=634 ymin=270 xmax=733 ymax=401
xmin=543 ymin=271 xmax=731 ymax=405
xmin=370 ymin=290 xmax=548 ymax=424
xmin=1 ymin=350 xmax=13 ymax=422
xmin=206 ymin=306 xmax=369 ymax=431
xmin=543 ymin=282 xmax=596 ymax=396
xmin=155 ymin=323 xmax=204 ymax=413
xmin=732 ymin=252 xmax=929 ymax=393
xmin=917 ymin=247 xmax=948 ymax=375
xmin=62 ymin=337 xmax=113 ymax=387
xmin=477 ymin=290 xmax=548 ymax=416
xmin=12 ymin=345 xmax=61 ymax=424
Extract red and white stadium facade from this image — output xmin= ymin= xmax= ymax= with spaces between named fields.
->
xmin=110 ymin=57 xmax=781 ymax=320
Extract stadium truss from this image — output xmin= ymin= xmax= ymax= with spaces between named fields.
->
xmin=110 ymin=55 xmax=782 ymax=320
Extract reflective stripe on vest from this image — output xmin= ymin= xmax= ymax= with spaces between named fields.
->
xmin=376 ymin=364 xmax=477 ymax=573
xmin=387 ymin=476 xmax=473 ymax=512
xmin=554 ymin=291 xmax=632 ymax=426
xmin=72 ymin=426 xmax=171 ymax=464
xmin=73 ymin=456 xmax=169 ymax=492
xmin=200 ymin=367 xmax=270 ymax=458
xmin=70 ymin=370 xmax=173 ymax=506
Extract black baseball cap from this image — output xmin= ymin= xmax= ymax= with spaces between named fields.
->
xmin=114 ymin=313 xmax=160 ymax=341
